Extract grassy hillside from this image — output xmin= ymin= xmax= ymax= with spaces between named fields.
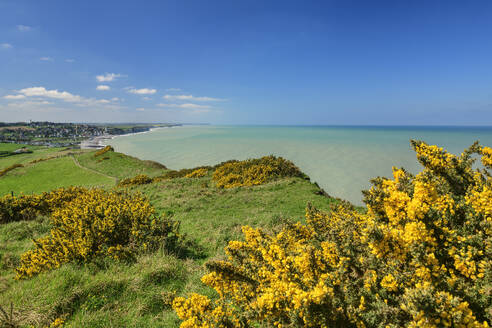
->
xmin=75 ymin=151 xmax=166 ymax=180
xmin=0 ymin=143 xmax=53 ymax=167
xmin=0 ymin=144 xmax=166 ymax=196
xmin=0 ymin=145 xmax=338 ymax=327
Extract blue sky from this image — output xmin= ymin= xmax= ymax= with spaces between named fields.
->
xmin=1 ymin=0 xmax=491 ymax=125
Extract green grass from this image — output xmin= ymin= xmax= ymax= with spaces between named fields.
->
xmin=135 ymin=174 xmax=337 ymax=256
xmin=0 ymin=156 xmax=114 ymax=196
xmin=0 ymin=144 xmax=341 ymax=327
xmin=0 ymin=145 xmax=73 ymax=169
xmin=0 ymin=143 xmax=39 ymax=152
xmin=0 ymin=145 xmax=167 ymax=196
xmin=75 ymin=151 xmax=166 ymax=180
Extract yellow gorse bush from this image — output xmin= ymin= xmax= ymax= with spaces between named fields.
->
xmin=15 ymin=188 xmax=180 ymax=279
xmin=173 ymin=140 xmax=491 ymax=328
xmin=117 ymin=174 xmax=154 ymax=187
xmin=0 ymin=163 xmax=23 ymax=177
xmin=94 ymin=145 xmax=114 ymax=157
xmin=0 ymin=186 xmax=87 ymax=224
xmin=185 ymin=168 xmax=209 ymax=178
xmin=49 ymin=317 xmax=64 ymax=327
xmin=212 ymin=155 xmax=305 ymax=188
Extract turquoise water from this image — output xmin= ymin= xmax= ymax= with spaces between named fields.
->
xmin=108 ymin=125 xmax=492 ymax=205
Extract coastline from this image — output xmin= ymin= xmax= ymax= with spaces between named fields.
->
xmin=80 ymin=135 xmax=114 ymax=149
xmin=99 ymin=125 xmax=492 ymax=205
xmin=80 ymin=126 xmax=174 ymax=149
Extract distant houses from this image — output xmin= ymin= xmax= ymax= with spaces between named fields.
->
xmin=0 ymin=121 xmax=181 ymax=148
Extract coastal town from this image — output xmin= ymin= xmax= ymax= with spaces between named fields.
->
xmin=0 ymin=121 xmax=180 ymax=148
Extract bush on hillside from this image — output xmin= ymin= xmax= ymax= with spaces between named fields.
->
xmin=0 ymin=163 xmax=23 ymax=177
xmin=94 ymin=145 xmax=114 ymax=157
xmin=30 ymin=157 xmax=51 ymax=164
xmin=157 ymin=166 xmax=213 ymax=180
xmin=212 ymin=155 xmax=306 ymax=188
xmin=173 ymin=141 xmax=491 ymax=328
xmin=29 ymin=155 xmax=64 ymax=164
xmin=15 ymin=189 xmax=180 ymax=279
xmin=0 ymin=187 xmax=87 ymax=224
xmin=117 ymin=174 xmax=154 ymax=187
xmin=185 ymin=168 xmax=209 ymax=178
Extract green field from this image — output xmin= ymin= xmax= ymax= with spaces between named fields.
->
xmin=0 ymin=144 xmax=167 ymax=195
xmin=0 ymin=144 xmax=339 ymax=327
xmin=0 ymin=156 xmax=115 ymax=195
xmin=0 ymin=143 xmax=36 ymax=152
xmin=75 ymin=151 xmax=166 ymax=180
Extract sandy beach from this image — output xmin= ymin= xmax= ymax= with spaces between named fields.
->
xmin=80 ymin=135 xmax=113 ymax=149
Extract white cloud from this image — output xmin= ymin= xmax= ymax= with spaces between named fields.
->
xmin=136 ymin=107 xmax=145 ymax=111
xmin=128 ymin=88 xmax=157 ymax=95
xmin=2 ymin=86 xmax=125 ymax=114
xmin=17 ymin=25 xmax=32 ymax=32
xmin=142 ymin=97 xmax=151 ymax=101
xmin=65 ymin=59 xmax=75 ymax=63
xmin=3 ymin=94 xmax=26 ymax=100
xmin=96 ymin=85 xmax=110 ymax=91
xmin=40 ymin=57 xmax=54 ymax=61
xmin=18 ymin=87 xmax=82 ymax=102
xmin=166 ymin=88 xmax=182 ymax=92
xmin=163 ymin=94 xmax=223 ymax=101
xmin=96 ymin=73 xmax=122 ymax=82
xmin=7 ymin=100 xmax=53 ymax=107
xmin=157 ymin=103 xmax=211 ymax=109
xmin=111 ymin=97 xmax=120 ymax=101
xmin=1 ymin=43 xmax=13 ymax=49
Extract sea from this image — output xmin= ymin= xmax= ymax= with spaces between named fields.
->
xmin=107 ymin=125 xmax=492 ymax=205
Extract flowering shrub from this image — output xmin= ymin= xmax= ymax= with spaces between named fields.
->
xmin=173 ymin=141 xmax=491 ymax=328
xmin=0 ymin=187 xmax=87 ymax=224
xmin=29 ymin=155 xmax=63 ymax=164
xmin=185 ymin=168 xmax=209 ymax=178
xmin=94 ymin=145 xmax=114 ymax=157
xmin=0 ymin=163 xmax=23 ymax=177
xmin=15 ymin=189 xmax=180 ymax=279
xmin=49 ymin=317 xmax=64 ymax=327
xmin=212 ymin=156 xmax=305 ymax=188
xmin=117 ymin=174 xmax=154 ymax=187
xmin=157 ymin=166 xmax=212 ymax=180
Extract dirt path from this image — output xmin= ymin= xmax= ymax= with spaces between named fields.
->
xmin=71 ymin=155 xmax=118 ymax=184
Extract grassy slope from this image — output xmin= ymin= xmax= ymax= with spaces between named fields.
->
xmin=75 ymin=151 xmax=166 ymax=180
xmin=0 ymin=145 xmax=56 ymax=169
xmin=0 ymin=145 xmax=166 ymax=196
xmin=0 ymin=145 xmax=340 ymax=327
xmin=138 ymin=174 xmax=336 ymax=256
xmin=0 ymin=157 xmax=115 ymax=195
